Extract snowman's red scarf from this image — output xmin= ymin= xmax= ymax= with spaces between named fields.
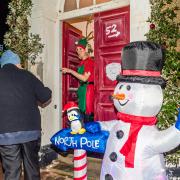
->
xmin=117 ymin=112 xmax=157 ymax=168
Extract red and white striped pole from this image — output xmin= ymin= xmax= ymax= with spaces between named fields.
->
xmin=73 ymin=149 xmax=87 ymax=180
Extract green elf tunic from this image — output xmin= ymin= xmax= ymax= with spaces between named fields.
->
xmin=77 ymin=57 xmax=94 ymax=118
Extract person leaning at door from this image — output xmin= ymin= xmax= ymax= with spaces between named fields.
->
xmin=62 ymin=38 xmax=94 ymax=122
xmin=0 ymin=50 xmax=52 ymax=180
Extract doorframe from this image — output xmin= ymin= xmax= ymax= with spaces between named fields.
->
xmin=56 ymin=0 xmax=130 ymax=128
xmin=58 ymin=0 xmax=130 ymax=20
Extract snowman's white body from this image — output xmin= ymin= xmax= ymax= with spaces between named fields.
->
xmin=99 ymin=82 xmax=180 ymax=180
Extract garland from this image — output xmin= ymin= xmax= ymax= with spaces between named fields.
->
xmin=145 ymin=0 xmax=180 ymax=165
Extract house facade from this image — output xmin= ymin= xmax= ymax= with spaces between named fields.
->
xmin=30 ymin=0 xmax=151 ymax=147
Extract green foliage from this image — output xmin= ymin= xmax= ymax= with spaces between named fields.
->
xmin=3 ymin=0 xmax=44 ymax=64
xmin=145 ymin=0 xmax=180 ymax=165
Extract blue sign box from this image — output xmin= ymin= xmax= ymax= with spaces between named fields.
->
xmin=51 ymin=128 xmax=109 ymax=153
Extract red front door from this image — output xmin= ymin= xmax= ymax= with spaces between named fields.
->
xmin=62 ymin=22 xmax=82 ymax=127
xmin=94 ymin=6 xmax=130 ymax=121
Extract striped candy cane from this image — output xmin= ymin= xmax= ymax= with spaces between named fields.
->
xmin=74 ymin=149 xmax=87 ymax=180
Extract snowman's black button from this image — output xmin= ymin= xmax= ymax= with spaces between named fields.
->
xmin=109 ymin=152 xmax=117 ymax=162
xmin=105 ymin=174 xmax=113 ymax=180
xmin=116 ymin=130 xmax=124 ymax=139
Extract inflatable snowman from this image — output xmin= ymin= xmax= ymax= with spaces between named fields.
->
xmin=95 ymin=41 xmax=180 ymax=180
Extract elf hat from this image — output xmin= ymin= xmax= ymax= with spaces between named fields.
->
xmin=63 ymin=101 xmax=79 ymax=113
xmin=75 ymin=38 xmax=88 ymax=49
xmin=116 ymin=41 xmax=166 ymax=88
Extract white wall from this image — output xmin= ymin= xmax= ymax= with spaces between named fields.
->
xmin=30 ymin=0 xmax=61 ymax=146
xmin=130 ymin=0 xmax=151 ymax=41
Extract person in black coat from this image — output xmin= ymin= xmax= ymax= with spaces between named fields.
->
xmin=0 ymin=50 xmax=52 ymax=180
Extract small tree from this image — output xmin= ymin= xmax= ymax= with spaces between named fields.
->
xmin=3 ymin=0 xmax=44 ymax=66
xmin=145 ymin=0 xmax=180 ymax=165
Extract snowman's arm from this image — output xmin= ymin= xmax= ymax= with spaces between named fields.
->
xmin=175 ymin=108 xmax=180 ymax=130
xmin=151 ymin=110 xmax=180 ymax=153
xmin=85 ymin=120 xmax=117 ymax=133
xmin=98 ymin=120 xmax=118 ymax=131
xmin=151 ymin=125 xmax=180 ymax=153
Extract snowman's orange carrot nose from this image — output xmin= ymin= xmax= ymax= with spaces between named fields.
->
xmin=112 ymin=93 xmax=125 ymax=100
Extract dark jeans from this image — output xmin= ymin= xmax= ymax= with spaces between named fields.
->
xmin=0 ymin=139 xmax=41 ymax=180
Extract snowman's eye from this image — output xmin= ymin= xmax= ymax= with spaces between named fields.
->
xmin=126 ymin=85 xmax=131 ymax=91
xmin=119 ymin=85 xmax=123 ymax=89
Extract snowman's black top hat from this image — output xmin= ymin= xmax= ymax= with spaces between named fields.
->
xmin=117 ymin=41 xmax=166 ymax=88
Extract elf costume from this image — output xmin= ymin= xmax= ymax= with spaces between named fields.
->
xmin=75 ymin=38 xmax=94 ymax=121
